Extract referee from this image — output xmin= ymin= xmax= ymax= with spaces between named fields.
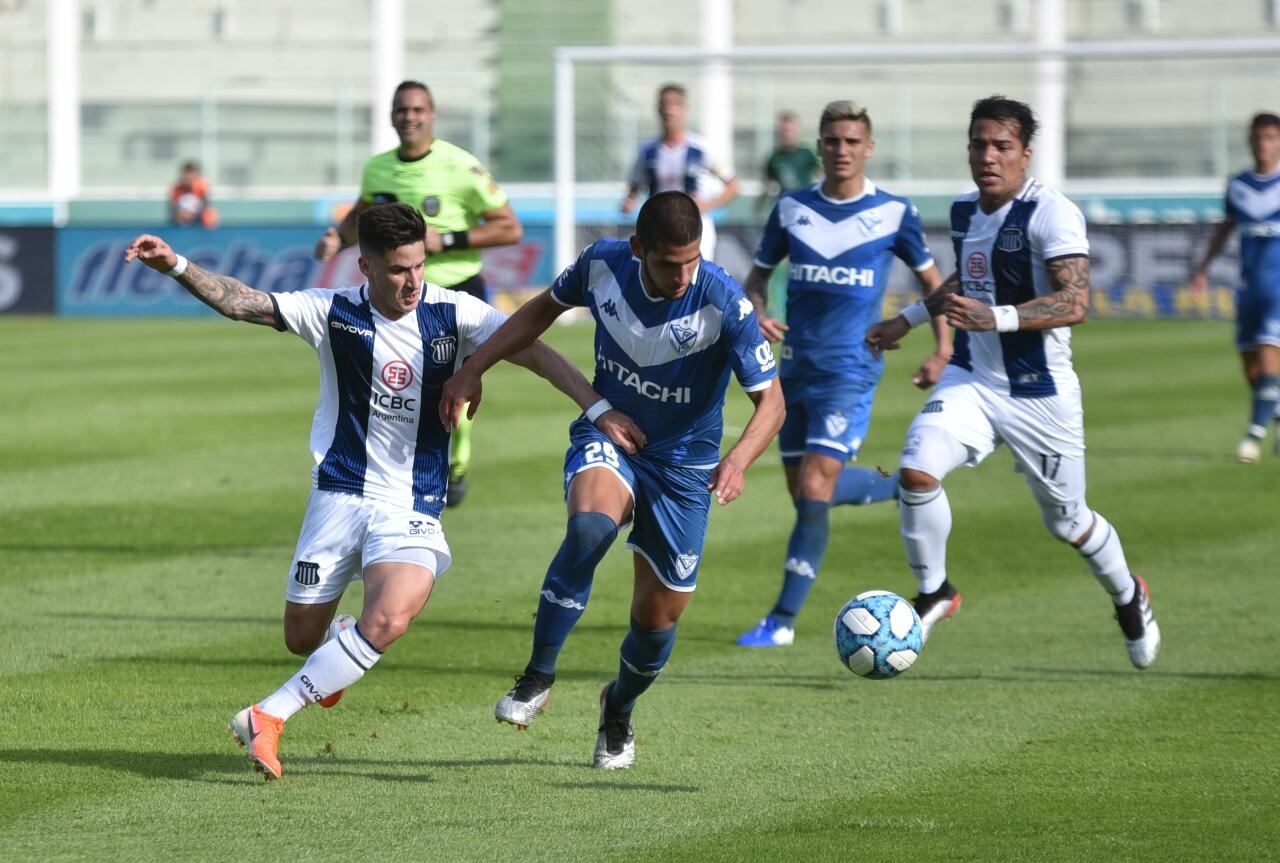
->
xmin=317 ymin=80 xmax=523 ymax=508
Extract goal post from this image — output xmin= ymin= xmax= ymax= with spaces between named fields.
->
xmin=553 ymin=36 xmax=1280 ymax=272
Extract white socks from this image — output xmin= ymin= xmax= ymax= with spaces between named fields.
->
xmin=259 ymin=625 xmax=383 ymax=721
xmin=1076 ymin=512 xmax=1135 ymax=606
xmin=899 ymin=485 xmax=952 ymax=595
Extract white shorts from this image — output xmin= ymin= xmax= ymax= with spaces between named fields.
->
xmin=285 ymin=489 xmax=453 ymax=604
xmin=901 ymin=368 xmax=1087 ymax=509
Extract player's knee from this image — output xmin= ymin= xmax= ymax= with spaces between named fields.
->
xmin=565 ymin=510 xmax=619 ymax=553
xmin=1041 ymin=499 xmax=1091 ymax=544
xmin=284 ymin=628 xmax=324 ymax=656
xmin=899 ymin=467 xmax=939 ymax=494
xmin=356 ymin=611 xmax=414 ymax=650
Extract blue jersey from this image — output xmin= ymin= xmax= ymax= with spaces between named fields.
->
xmin=755 ymin=180 xmax=933 ymax=384
xmin=1225 ymin=169 xmax=1280 ymax=296
xmin=550 ymin=239 xmax=777 ymax=467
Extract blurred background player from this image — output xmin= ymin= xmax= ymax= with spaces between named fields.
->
xmin=169 ymin=161 xmax=219 ymax=228
xmin=441 ymin=191 xmax=783 ymax=769
xmin=1189 ymin=111 xmax=1280 ymax=463
xmin=128 ymin=203 xmax=607 ymax=780
xmin=755 ymin=110 xmax=820 ymax=218
xmin=866 ymin=96 xmax=1160 ymax=669
xmin=315 ymin=80 xmax=523 ymax=507
xmin=736 ymin=100 xmax=948 ymax=648
xmin=620 ymin=84 xmax=740 ymax=260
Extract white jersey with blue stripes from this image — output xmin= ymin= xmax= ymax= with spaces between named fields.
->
xmin=949 ymin=178 xmax=1088 ymax=398
xmin=550 ymin=239 xmax=776 ymax=467
xmin=629 ymin=131 xmax=735 ymax=200
xmin=271 ymin=283 xmax=506 ymax=517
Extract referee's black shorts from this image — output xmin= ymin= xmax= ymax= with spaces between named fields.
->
xmin=446 ymin=273 xmax=488 ymax=303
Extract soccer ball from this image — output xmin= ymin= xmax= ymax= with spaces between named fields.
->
xmin=833 ymin=590 xmax=923 ymax=679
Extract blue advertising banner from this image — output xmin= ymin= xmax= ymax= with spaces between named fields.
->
xmin=56 ymin=224 xmax=557 ymax=317
xmin=0 ymin=227 xmax=55 ymax=315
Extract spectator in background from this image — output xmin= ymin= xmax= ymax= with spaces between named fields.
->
xmin=755 ymin=110 xmax=820 ymax=218
xmin=169 ymin=161 xmax=219 ymax=228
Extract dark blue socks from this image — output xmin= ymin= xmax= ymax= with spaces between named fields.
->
xmin=1249 ymin=374 xmax=1279 ymax=437
xmin=609 ymin=619 xmax=677 ymax=714
xmin=528 ymin=511 xmax=618 ymax=676
xmin=769 ymin=498 xmax=831 ymax=626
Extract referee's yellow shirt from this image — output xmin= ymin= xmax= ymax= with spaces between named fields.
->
xmin=359 ymin=139 xmax=509 ymax=288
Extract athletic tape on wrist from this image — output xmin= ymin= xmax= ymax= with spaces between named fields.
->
xmin=993 ymin=305 xmax=1020 ymax=333
xmin=165 ymin=255 xmax=189 ymax=278
xmin=585 ymin=399 xmax=613 ymax=424
xmin=900 ymin=300 xmax=931 ymax=328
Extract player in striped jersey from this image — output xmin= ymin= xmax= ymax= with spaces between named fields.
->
xmin=866 ymin=96 xmax=1160 ymax=669
xmin=125 ymin=203 xmax=639 ymax=779
xmin=621 ymin=84 xmax=740 ymax=260
xmin=1190 ymin=112 xmax=1280 ymax=462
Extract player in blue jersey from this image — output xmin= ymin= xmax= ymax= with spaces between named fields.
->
xmin=735 ymin=100 xmax=949 ymax=648
xmin=866 ymin=96 xmax=1160 ymax=669
xmin=441 ymin=191 xmax=784 ymax=769
xmin=1190 ymin=112 xmax=1280 ymax=463
xmin=125 ymin=203 xmax=625 ymax=780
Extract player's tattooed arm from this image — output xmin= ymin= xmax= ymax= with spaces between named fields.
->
xmin=177 ymin=262 xmax=280 ymax=327
xmin=1017 ymin=254 xmax=1090 ymax=329
xmin=922 ymin=271 xmax=961 ymax=317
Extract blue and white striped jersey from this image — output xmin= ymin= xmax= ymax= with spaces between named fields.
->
xmin=271 ymin=283 xmax=506 ymax=518
xmin=550 ymin=239 xmax=777 ymax=467
xmin=629 ymin=132 xmax=735 ymax=200
xmin=755 ymin=180 xmax=933 ymax=385
xmin=1225 ymin=168 xmax=1280 ymax=297
xmin=948 ymin=178 xmax=1088 ymax=398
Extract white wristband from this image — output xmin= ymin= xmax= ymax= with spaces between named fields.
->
xmin=992 ymin=305 xmax=1020 ymax=333
xmin=165 ymin=254 xmax=189 ymax=278
xmin=900 ymin=300 xmax=931 ymax=329
xmin=584 ymin=399 xmax=613 ymax=424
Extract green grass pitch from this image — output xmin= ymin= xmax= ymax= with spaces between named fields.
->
xmin=1 ymin=316 xmax=1277 ymax=861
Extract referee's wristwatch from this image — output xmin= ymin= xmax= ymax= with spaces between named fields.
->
xmin=439 ymin=230 xmax=470 ymax=252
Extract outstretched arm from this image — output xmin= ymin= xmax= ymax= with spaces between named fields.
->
xmin=505 ymin=341 xmax=647 ymax=454
xmin=866 ymin=271 xmax=959 ymax=359
xmin=124 ymin=234 xmax=280 ymax=327
xmin=707 ymin=378 xmax=785 ymax=506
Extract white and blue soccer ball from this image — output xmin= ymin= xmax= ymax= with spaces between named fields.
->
xmin=833 ymin=590 xmax=923 ymax=679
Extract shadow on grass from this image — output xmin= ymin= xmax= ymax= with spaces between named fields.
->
xmin=0 ymin=543 xmax=284 ymax=557
xmin=45 ymin=612 xmax=278 ymax=627
xmin=0 ymin=749 xmax=585 ymax=784
xmin=550 ymin=780 xmax=700 ymax=793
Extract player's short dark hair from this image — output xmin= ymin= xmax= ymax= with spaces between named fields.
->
xmin=970 ymin=95 xmax=1037 ymax=146
xmin=357 ymin=203 xmax=426 ymax=258
xmin=1250 ymin=112 xmax=1280 ymax=134
xmin=658 ymin=83 xmax=687 ymax=103
xmin=819 ymin=100 xmax=872 ymax=136
xmin=635 ymin=191 xmax=702 ymax=250
xmin=393 ymin=80 xmax=433 ymax=109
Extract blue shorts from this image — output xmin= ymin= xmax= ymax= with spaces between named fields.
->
xmin=563 ymin=418 xmax=712 ymax=592
xmin=778 ymin=378 xmax=877 ymax=465
xmin=1236 ymin=287 xmax=1280 ymax=350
